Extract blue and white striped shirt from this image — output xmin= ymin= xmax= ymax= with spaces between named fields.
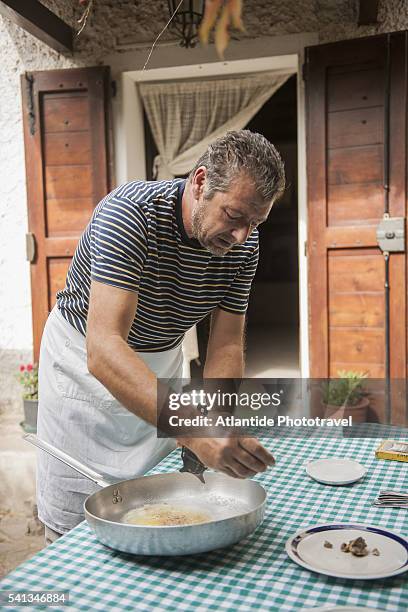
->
xmin=57 ymin=179 xmax=259 ymax=352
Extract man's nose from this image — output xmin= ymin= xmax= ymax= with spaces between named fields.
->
xmin=231 ymin=225 xmax=251 ymax=244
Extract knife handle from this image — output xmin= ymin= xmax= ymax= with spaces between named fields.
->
xmin=180 ymin=446 xmax=207 ymax=476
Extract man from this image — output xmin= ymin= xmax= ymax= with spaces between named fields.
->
xmin=37 ymin=129 xmax=285 ymax=544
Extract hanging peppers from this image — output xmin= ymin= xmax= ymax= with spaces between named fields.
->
xmin=199 ymin=0 xmax=245 ymax=59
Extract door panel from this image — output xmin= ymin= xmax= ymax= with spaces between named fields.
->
xmin=47 ymin=258 xmax=71 ymax=311
xmin=21 ymin=66 xmax=112 ymax=360
xmin=328 ymin=146 xmax=383 ymax=184
xmin=306 ymin=32 xmax=407 ymax=425
xmin=328 ymin=184 xmax=384 ymax=226
xmin=44 ymin=132 xmax=92 ymax=165
xmin=42 ymin=94 xmax=90 ymax=131
xmin=327 ymin=68 xmax=385 ymax=111
xmin=328 ymin=107 xmax=383 ymax=149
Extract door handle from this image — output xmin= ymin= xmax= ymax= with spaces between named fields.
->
xmin=26 ymin=232 xmax=36 ymax=263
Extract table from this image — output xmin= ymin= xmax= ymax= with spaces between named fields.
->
xmin=1 ymin=424 xmax=407 ymax=611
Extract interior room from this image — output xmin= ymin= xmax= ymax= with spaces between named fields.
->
xmin=244 ymin=74 xmax=299 ymax=378
xmin=144 ymin=74 xmax=299 ymax=379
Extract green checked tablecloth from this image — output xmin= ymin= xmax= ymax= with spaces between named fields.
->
xmin=1 ymin=424 xmax=407 ymax=611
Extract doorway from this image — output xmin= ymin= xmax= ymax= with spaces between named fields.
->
xmin=244 ymin=75 xmax=300 ymax=377
xmin=142 ymin=75 xmax=300 ymax=379
xmin=117 ymin=48 xmax=312 ymax=377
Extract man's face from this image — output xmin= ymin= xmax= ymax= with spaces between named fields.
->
xmin=191 ymin=172 xmax=273 ymax=256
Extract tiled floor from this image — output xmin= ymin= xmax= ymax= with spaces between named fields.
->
xmin=0 ymin=411 xmax=44 ymax=577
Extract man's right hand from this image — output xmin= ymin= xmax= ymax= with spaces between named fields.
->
xmin=178 ymin=436 xmax=275 ymax=479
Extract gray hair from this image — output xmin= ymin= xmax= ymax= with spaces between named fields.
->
xmin=188 ymin=130 xmax=285 ymax=202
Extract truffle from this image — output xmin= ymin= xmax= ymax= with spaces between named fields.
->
xmin=341 ymin=537 xmax=369 ymax=557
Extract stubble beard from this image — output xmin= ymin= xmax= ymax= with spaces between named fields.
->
xmin=191 ymin=199 xmax=226 ymax=257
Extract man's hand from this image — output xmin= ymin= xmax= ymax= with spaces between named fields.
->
xmin=178 ymin=436 xmax=275 ymax=479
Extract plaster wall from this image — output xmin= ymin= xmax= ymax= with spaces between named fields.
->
xmin=0 ymin=0 xmax=406 ymax=409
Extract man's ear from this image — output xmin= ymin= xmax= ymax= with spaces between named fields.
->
xmin=191 ymin=166 xmax=207 ymax=200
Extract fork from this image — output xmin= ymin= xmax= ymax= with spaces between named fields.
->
xmin=378 ymin=490 xmax=408 ymax=497
xmin=372 ymin=490 xmax=408 ymax=508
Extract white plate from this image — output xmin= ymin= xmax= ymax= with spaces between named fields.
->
xmin=306 ymin=458 xmax=366 ymax=485
xmin=286 ymin=523 xmax=408 ymax=579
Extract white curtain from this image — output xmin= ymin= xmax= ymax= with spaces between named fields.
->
xmin=138 ymin=71 xmax=291 ymax=381
xmin=139 ymin=71 xmax=291 ymax=180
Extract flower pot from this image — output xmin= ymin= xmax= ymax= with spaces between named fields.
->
xmin=323 ymin=397 xmax=370 ymax=423
xmin=23 ymin=399 xmax=38 ymax=432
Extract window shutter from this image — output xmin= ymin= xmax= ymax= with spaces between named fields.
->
xmin=21 ymin=66 xmax=113 ymax=360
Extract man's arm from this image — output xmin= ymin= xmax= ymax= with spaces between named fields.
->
xmin=182 ymin=305 xmax=275 ymax=479
xmin=204 ymin=307 xmax=246 ymax=379
xmin=86 ymin=280 xmax=274 ymax=478
xmin=86 ymin=280 xmax=159 ymax=426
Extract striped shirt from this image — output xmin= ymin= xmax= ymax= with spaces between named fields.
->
xmin=57 ymin=179 xmax=259 ymax=353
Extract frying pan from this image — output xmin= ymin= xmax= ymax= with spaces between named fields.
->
xmin=25 ymin=434 xmax=267 ymax=556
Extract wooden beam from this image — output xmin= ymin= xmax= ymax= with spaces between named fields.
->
xmin=358 ymin=0 xmax=380 ymax=26
xmin=0 ymin=0 xmax=73 ymax=53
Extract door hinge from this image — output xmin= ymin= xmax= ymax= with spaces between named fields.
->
xmin=302 ymin=61 xmax=308 ymax=81
xmin=111 ymin=80 xmax=117 ymax=98
xmin=26 ymin=232 xmax=36 ymax=263
xmin=304 ymin=241 xmax=308 ymax=257
xmin=376 ymin=217 xmax=405 ymax=253
xmin=25 ymin=73 xmax=36 ymax=136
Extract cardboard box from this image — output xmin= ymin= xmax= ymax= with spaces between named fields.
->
xmin=375 ymin=440 xmax=408 ymax=463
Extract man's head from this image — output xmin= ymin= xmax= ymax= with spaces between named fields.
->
xmin=187 ymin=130 xmax=285 ymax=256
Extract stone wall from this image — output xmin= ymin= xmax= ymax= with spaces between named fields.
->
xmin=0 ymin=0 xmax=406 ymax=410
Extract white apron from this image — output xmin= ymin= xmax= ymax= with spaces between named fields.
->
xmin=37 ymin=306 xmax=181 ymax=534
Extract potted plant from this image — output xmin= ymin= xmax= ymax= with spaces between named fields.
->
xmin=18 ymin=363 xmax=38 ymax=433
xmin=321 ymin=370 xmax=370 ymax=423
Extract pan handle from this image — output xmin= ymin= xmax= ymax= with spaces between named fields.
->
xmin=24 ymin=434 xmax=113 ymax=488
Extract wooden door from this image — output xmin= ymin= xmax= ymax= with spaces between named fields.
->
xmin=21 ymin=66 xmax=113 ymax=361
xmin=306 ymin=33 xmax=407 ymax=425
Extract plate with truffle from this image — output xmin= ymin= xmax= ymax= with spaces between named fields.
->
xmin=286 ymin=524 xmax=408 ymax=579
